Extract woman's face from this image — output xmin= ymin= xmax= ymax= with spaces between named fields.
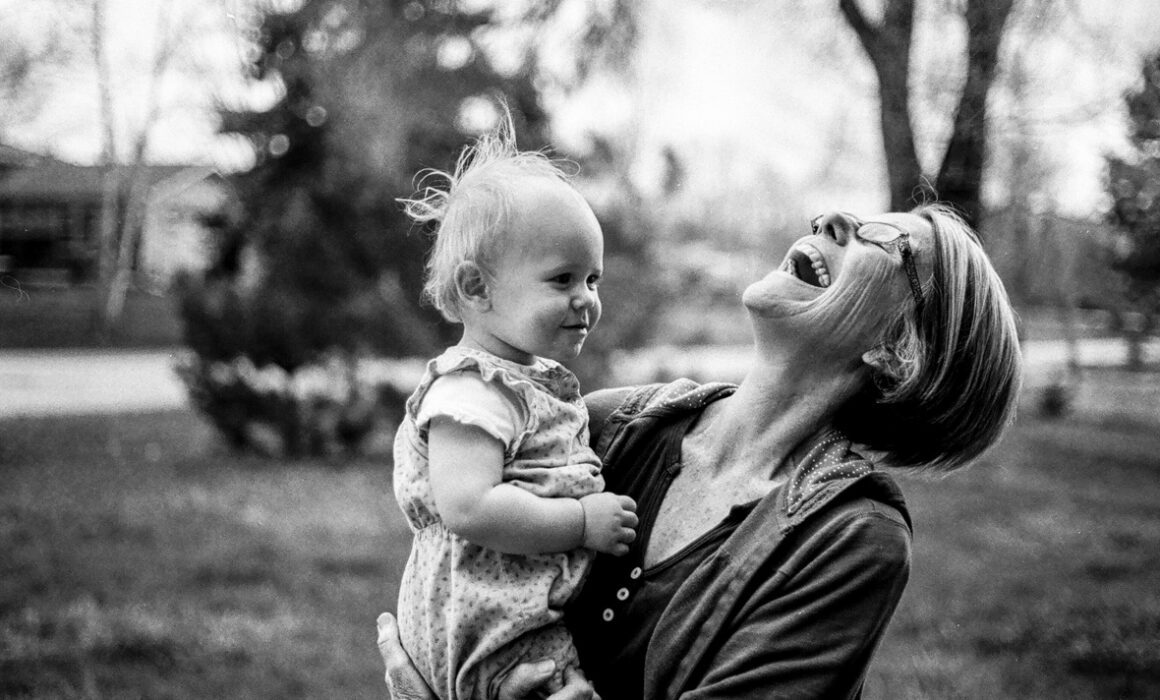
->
xmin=742 ymin=211 xmax=936 ymax=356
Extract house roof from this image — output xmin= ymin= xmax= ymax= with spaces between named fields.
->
xmin=0 ymin=160 xmax=208 ymax=204
xmin=0 ymin=144 xmax=51 ymax=168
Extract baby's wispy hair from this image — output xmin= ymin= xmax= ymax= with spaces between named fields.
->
xmin=399 ymin=109 xmax=575 ymax=323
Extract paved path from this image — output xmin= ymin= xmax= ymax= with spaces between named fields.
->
xmin=612 ymin=337 xmax=1160 ymax=386
xmin=0 ymin=348 xmax=189 ymax=417
xmin=0 ymin=339 xmax=1157 ymax=418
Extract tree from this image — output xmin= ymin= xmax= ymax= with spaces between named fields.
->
xmin=1105 ymin=49 xmax=1160 ymax=370
xmin=91 ymin=0 xmax=175 ymax=338
xmin=0 ymin=8 xmax=67 ymax=143
xmin=183 ymin=0 xmax=558 ymax=366
xmin=840 ymin=0 xmax=1015 ymax=232
xmin=185 ymin=0 xmax=653 ymax=364
xmin=79 ymin=0 xmax=231 ymax=338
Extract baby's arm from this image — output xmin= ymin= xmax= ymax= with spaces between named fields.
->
xmin=428 ymin=417 xmax=636 ymax=556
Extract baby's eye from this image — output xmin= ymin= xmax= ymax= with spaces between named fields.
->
xmin=586 ymin=274 xmax=601 ymax=288
xmin=549 ymin=273 xmax=573 ymax=286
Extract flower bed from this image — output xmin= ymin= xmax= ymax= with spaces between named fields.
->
xmin=176 ymin=351 xmax=424 ymax=458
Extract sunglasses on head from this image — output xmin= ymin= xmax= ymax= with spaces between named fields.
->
xmin=810 ymin=215 xmax=925 ymax=315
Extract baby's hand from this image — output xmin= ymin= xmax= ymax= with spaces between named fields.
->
xmin=579 ymin=493 xmax=637 ymax=556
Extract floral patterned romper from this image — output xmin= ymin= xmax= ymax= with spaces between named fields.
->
xmin=392 ymin=346 xmax=604 ymax=700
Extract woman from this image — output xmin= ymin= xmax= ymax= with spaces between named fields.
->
xmin=378 ymin=205 xmax=1022 ymax=699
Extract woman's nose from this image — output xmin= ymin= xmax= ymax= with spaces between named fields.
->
xmin=814 ymin=211 xmax=860 ymax=244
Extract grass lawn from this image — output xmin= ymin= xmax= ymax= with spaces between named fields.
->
xmin=0 ymin=411 xmax=410 ymax=699
xmin=2 ymin=377 xmax=1159 ymax=698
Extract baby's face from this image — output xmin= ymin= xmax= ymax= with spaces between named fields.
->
xmin=473 ymin=178 xmax=604 ymax=365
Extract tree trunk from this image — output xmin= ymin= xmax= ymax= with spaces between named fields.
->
xmin=91 ymin=0 xmax=120 ymax=341
xmin=105 ymin=167 xmax=150 ymax=325
xmin=1125 ymin=325 xmax=1144 ymax=371
xmin=94 ymin=0 xmax=176 ymax=333
xmin=935 ymin=0 xmax=1015 ymax=234
xmin=841 ymin=0 xmax=1015 ymax=231
xmin=839 ymin=0 xmax=928 ymax=212
xmin=1125 ymin=311 xmax=1154 ymax=371
xmin=1046 ymin=216 xmax=1082 ymax=378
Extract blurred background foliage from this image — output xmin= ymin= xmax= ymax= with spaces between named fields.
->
xmin=179 ymin=0 xmax=557 ymax=367
xmin=1105 ymin=51 xmax=1160 ymax=368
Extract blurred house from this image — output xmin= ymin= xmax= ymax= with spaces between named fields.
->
xmin=0 ymin=144 xmax=227 ymax=290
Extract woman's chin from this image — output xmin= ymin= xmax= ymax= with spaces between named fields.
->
xmin=742 ymin=272 xmax=825 ymax=317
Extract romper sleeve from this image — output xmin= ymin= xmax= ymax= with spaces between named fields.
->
xmin=676 ymin=507 xmax=911 ymax=700
xmin=416 ymin=372 xmax=527 ymax=447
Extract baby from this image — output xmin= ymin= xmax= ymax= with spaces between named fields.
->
xmin=392 ymin=115 xmax=638 ymax=699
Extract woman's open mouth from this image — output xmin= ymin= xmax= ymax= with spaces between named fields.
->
xmin=780 ymin=244 xmax=831 ymax=288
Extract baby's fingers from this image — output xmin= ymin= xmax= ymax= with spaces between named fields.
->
xmin=620 ymin=509 xmax=639 ymax=529
xmin=546 ymin=665 xmax=596 ymax=700
xmin=607 ymin=527 xmax=635 ymax=556
xmin=619 ymin=525 xmax=636 ymax=545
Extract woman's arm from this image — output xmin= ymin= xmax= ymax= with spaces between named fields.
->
xmin=429 ymin=418 xmax=636 ymax=555
xmin=666 ymin=509 xmax=911 ymax=699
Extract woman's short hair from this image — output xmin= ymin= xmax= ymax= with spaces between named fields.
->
xmin=837 ymin=204 xmax=1023 ymax=471
xmin=399 ymin=114 xmax=573 ymax=323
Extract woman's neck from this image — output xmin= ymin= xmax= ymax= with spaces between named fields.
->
xmin=689 ymin=349 xmax=864 ymax=481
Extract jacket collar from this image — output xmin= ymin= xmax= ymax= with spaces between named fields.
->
xmin=609 ymin=378 xmax=911 ymax=535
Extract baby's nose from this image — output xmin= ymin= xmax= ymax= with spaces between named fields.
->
xmin=572 ymin=288 xmax=596 ymax=309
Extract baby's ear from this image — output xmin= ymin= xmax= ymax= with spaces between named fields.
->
xmin=454 ymin=262 xmax=490 ymax=310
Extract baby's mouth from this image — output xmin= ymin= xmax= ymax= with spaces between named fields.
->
xmin=781 ymin=244 xmax=831 ymax=288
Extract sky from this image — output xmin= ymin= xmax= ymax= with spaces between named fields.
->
xmin=3 ymin=0 xmax=1159 ymax=222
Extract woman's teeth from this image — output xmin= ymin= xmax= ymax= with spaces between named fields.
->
xmin=812 ymin=262 xmax=831 ymax=287
xmin=782 ymin=246 xmax=831 ymax=288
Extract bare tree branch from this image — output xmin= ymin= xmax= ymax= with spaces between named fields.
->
xmin=838 ymin=0 xmax=876 ymax=48
xmin=106 ymin=0 xmax=182 ymax=327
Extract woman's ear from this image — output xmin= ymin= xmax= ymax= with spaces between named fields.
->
xmin=454 ymin=262 xmax=490 ymax=311
xmin=862 ymin=346 xmax=903 ymax=392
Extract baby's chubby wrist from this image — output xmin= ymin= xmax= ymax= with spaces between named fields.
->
xmin=575 ymin=497 xmax=589 ymax=549
xmin=577 ymin=492 xmax=637 ymax=555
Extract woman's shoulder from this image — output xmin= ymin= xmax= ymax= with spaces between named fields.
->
xmin=585 ymin=379 xmax=736 ymax=423
xmin=584 ymin=379 xmax=736 ymax=462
